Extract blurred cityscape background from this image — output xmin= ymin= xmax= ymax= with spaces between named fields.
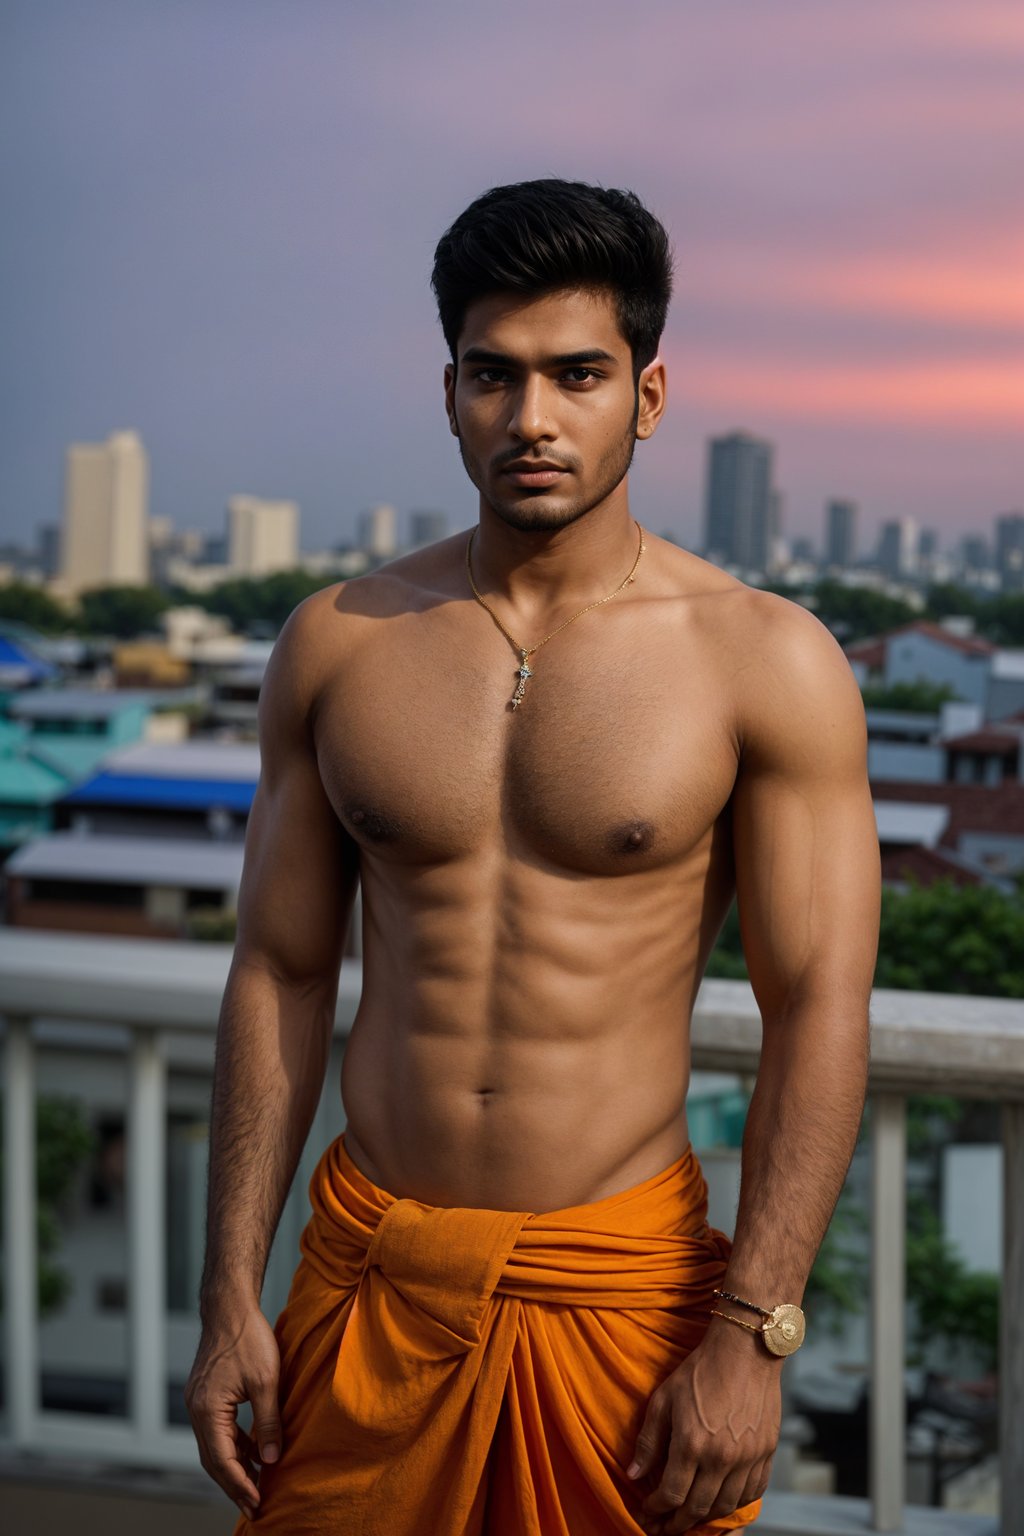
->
xmin=1 ymin=2 xmax=1022 ymax=1534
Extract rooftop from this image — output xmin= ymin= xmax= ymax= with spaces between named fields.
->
xmin=6 ymin=832 xmax=245 ymax=888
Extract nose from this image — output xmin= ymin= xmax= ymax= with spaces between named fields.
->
xmin=506 ymin=374 xmax=555 ymax=444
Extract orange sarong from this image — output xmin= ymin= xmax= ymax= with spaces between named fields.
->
xmin=236 ymin=1134 xmax=762 ymax=1535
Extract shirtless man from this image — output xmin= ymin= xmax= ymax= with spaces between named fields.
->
xmin=186 ymin=179 xmax=881 ymax=1535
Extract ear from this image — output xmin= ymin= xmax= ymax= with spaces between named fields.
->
xmin=635 ymin=356 xmax=667 ymax=440
xmin=443 ymin=363 xmax=459 ymax=437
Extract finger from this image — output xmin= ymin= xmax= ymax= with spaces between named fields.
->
xmin=641 ymin=1451 xmax=697 ymax=1518
xmin=627 ymin=1390 xmax=672 ymax=1481
xmin=652 ymin=1468 xmax=720 ymax=1531
xmin=738 ymin=1453 xmax=772 ymax=1510
xmin=249 ymin=1370 xmax=283 ymax=1466
xmin=202 ymin=1406 xmax=263 ymax=1510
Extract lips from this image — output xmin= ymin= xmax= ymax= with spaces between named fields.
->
xmin=501 ymin=461 xmax=568 ymax=487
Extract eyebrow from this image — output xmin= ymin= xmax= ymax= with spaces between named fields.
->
xmin=460 ymin=347 xmax=619 ymax=367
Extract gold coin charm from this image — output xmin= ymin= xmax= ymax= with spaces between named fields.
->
xmin=762 ymin=1304 xmax=806 ymax=1357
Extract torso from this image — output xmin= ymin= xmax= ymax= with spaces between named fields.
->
xmin=308 ymin=530 xmax=752 ymax=1212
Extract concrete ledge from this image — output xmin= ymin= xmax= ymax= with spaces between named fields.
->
xmin=757 ymin=1490 xmax=997 ymax=1536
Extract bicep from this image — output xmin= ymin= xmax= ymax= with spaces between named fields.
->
xmin=730 ymin=603 xmax=881 ymax=1022
xmin=233 ymin=599 xmax=358 ymax=991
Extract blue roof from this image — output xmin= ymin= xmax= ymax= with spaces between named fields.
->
xmin=62 ymin=772 xmax=256 ymax=812
xmin=0 ymin=636 xmax=54 ymax=679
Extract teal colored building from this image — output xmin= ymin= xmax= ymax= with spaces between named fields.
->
xmin=0 ymin=689 xmax=155 ymax=855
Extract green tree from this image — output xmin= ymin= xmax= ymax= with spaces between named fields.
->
xmin=860 ymin=680 xmax=959 ymax=711
xmin=0 ymin=583 xmax=73 ymax=633
xmin=801 ymin=581 xmax=918 ymax=644
xmin=922 ymin=584 xmax=986 ymax=626
xmin=875 ymin=877 xmax=1024 ymax=997
xmin=0 ymin=1095 xmax=95 ymax=1315
xmin=708 ymin=877 xmax=1024 ymax=999
xmin=76 ymin=584 xmax=171 ymax=638
xmin=175 ymin=569 xmax=341 ymax=634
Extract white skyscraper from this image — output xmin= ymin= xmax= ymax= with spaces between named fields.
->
xmin=227 ymin=495 xmax=299 ymax=576
xmin=877 ymin=517 xmax=919 ymax=579
xmin=60 ymin=430 xmax=149 ymax=593
xmin=358 ymin=503 xmax=398 ymax=559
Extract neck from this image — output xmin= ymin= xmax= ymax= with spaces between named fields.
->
xmin=469 ymin=494 xmax=640 ymax=620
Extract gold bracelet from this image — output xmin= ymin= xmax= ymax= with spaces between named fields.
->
xmin=709 ymin=1307 xmax=762 ymax=1335
xmin=713 ymin=1286 xmax=769 ymax=1319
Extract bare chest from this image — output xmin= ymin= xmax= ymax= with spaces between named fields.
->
xmin=313 ymin=602 xmax=740 ymax=876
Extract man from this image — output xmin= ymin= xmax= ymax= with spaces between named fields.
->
xmin=186 ymin=179 xmax=881 ymax=1535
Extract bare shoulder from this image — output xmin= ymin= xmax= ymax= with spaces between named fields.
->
xmin=724 ymin=584 xmax=868 ymax=769
xmin=261 ymin=582 xmax=346 ymax=714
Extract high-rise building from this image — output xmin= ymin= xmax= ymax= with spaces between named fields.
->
xmin=60 ymin=429 xmax=149 ymax=593
xmin=38 ymin=523 xmax=61 ymax=579
xmin=358 ymin=503 xmax=398 ymax=560
xmin=876 ymin=518 xmax=918 ymax=579
xmin=961 ymin=535 xmax=991 ymax=572
xmin=995 ymin=511 xmax=1024 ymax=592
xmin=825 ymin=499 xmax=857 ymax=568
xmin=227 ymin=495 xmax=299 ymax=576
xmin=408 ymin=510 xmax=449 ymax=548
xmin=703 ymin=431 xmax=774 ymax=572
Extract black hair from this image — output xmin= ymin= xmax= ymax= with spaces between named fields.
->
xmin=431 ymin=178 xmax=673 ymax=379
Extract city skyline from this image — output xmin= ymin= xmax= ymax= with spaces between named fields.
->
xmin=1 ymin=2 xmax=1022 ymax=553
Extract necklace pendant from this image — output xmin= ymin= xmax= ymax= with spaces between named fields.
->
xmin=510 ymin=653 xmax=533 ymax=709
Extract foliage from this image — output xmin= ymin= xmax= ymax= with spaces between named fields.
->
xmin=860 ymin=680 xmax=959 ymax=712
xmin=185 ymin=909 xmax=239 ymax=942
xmin=874 ymin=877 xmax=1024 ymax=997
xmin=905 ymin=1195 xmax=999 ymax=1372
xmin=702 ymin=900 xmax=749 ymax=979
xmin=708 ymin=878 xmax=1024 ymax=998
xmin=981 ymin=591 xmax=1024 ymax=646
xmin=76 ymin=584 xmax=171 ymax=638
xmin=169 ymin=568 xmax=342 ymax=634
xmin=771 ymin=580 xmax=918 ymax=644
xmin=804 ymin=1184 xmax=870 ymax=1332
xmin=0 ymin=1095 xmax=95 ymax=1315
xmin=0 ymin=582 xmax=73 ymax=633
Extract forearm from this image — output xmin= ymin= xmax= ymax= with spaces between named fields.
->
xmin=199 ymin=954 xmax=338 ymax=1322
xmin=721 ymin=997 xmax=869 ymax=1304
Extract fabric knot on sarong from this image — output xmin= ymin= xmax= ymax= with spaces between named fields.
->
xmin=363 ymin=1198 xmax=527 ymax=1348
xmin=243 ymin=1134 xmax=763 ymax=1535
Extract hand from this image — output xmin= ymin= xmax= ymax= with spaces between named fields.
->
xmin=626 ymin=1322 xmax=780 ymax=1533
xmin=185 ymin=1303 xmax=283 ymax=1522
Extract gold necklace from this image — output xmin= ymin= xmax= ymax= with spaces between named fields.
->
xmin=465 ymin=519 xmax=646 ymax=710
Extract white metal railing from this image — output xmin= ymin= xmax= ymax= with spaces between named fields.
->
xmin=2 ymin=932 xmax=1021 ymax=1535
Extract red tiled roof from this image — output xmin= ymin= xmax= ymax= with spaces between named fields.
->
xmin=870 ymin=779 xmax=1024 ymax=839
xmin=845 ymin=619 xmax=996 ymax=666
xmin=944 ymin=728 xmax=1023 ymax=754
xmin=896 ymin=620 xmax=995 ymax=656
xmin=880 ymin=844 xmax=991 ymax=889
xmin=845 ymin=637 xmax=886 ymax=667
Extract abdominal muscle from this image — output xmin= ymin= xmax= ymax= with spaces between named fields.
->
xmin=338 ymin=850 xmax=726 ymax=1215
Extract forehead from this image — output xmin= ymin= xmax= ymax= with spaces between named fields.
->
xmin=456 ymin=287 xmax=628 ymax=361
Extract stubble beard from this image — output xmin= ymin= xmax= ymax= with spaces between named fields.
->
xmin=454 ymin=401 xmax=640 ymax=534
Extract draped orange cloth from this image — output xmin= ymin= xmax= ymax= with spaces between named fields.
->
xmin=236 ymin=1134 xmax=762 ymax=1535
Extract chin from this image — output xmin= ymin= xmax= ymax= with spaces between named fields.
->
xmin=485 ymin=492 xmax=596 ymax=534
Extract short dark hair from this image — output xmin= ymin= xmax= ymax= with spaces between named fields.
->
xmin=431 ymin=178 xmax=673 ymax=378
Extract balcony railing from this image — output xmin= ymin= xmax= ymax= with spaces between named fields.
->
xmin=2 ymin=930 xmax=1021 ymax=1536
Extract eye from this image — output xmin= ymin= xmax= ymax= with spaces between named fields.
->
xmin=472 ymin=368 xmax=511 ymax=385
xmin=561 ymin=368 xmax=599 ymax=386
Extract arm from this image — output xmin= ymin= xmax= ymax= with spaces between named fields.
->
xmin=185 ymin=590 xmax=359 ymax=1521
xmin=631 ymin=593 xmax=881 ymax=1533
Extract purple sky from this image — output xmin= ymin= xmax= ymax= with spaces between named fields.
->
xmin=1 ymin=1 xmax=1021 ymax=561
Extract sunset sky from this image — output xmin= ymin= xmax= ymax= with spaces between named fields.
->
xmin=1 ymin=0 xmax=1021 ymax=559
